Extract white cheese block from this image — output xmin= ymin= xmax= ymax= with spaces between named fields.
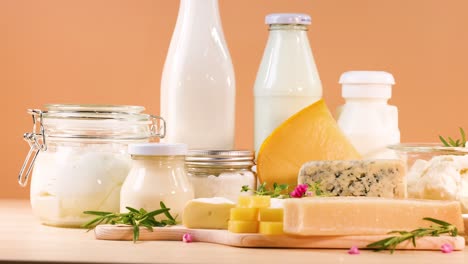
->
xmin=283 ymin=197 xmax=464 ymax=236
xmin=298 ymin=160 xmax=406 ymax=198
xmin=182 ymin=197 xmax=235 ymax=229
xmin=407 ymin=155 xmax=468 ymax=214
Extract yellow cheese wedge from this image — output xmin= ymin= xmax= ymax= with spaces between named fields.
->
xmin=230 ymin=208 xmax=259 ymax=221
xmin=228 ymin=220 xmax=259 ymax=233
xmin=256 ymin=99 xmax=361 ymax=188
xmin=283 ymin=197 xmax=465 ymax=236
xmin=259 ymin=208 xmax=283 ymax=222
xmin=237 ymin=196 xmax=270 ymax=208
xmin=259 ymin=221 xmax=284 ymax=235
xmin=182 ymin=198 xmax=235 ymax=229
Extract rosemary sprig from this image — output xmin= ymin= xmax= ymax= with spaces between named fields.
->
xmin=439 ymin=127 xmax=466 ymax=147
xmin=82 ymin=201 xmax=177 ymax=242
xmin=241 ymin=182 xmax=289 ymax=198
xmin=366 ymin=217 xmax=458 ymax=253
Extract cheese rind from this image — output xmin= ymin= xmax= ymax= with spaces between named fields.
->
xmin=298 ymin=160 xmax=406 ymax=198
xmin=182 ymin=198 xmax=235 ymax=229
xmin=283 ymin=197 xmax=464 ymax=236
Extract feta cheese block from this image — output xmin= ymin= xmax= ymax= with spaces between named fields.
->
xmin=298 ymin=159 xmax=406 ymax=198
xmin=283 ymin=197 xmax=464 ymax=236
xmin=182 ymin=197 xmax=235 ymax=229
xmin=407 ymin=155 xmax=468 ymax=213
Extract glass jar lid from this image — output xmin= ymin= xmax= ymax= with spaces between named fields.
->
xmin=27 ymin=104 xmax=165 ymax=141
xmin=186 ymin=150 xmax=255 ymax=167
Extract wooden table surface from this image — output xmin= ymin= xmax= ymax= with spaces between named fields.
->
xmin=0 ymin=199 xmax=467 ymax=264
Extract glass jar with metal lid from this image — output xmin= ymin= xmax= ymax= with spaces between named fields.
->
xmin=18 ymin=104 xmax=165 ymax=227
xmin=186 ymin=150 xmax=256 ymax=202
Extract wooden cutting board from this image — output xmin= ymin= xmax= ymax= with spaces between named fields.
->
xmin=94 ymin=225 xmax=465 ymax=250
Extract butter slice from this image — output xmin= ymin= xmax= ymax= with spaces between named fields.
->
xmin=182 ymin=197 xmax=235 ymax=229
xmin=283 ymin=197 xmax=464 ymax=236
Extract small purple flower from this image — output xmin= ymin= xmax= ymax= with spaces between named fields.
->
xmin=182 ymin=233 xmax=193 ymax=243
xmin=290 ymin=184 xmax=309 ymax=198
xmin=348 ymin=246 xmax=360 ymax=255
xmin=441 ymin=243 xmax=453 ymax=253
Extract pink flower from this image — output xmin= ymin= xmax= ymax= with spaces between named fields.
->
xmin=441 ymin=243 xmax=453 ymax=253
xmin=290 ymin=184 xmax=309 ymax=198
xmin=182 ymin=233 xmax=192 ymax=243
xmin=348 ymin=246 xmax=360 ymax=255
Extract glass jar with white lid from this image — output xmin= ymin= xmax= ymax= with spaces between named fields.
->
xmin=186 ymin=150 xmax=256 ymax=202
xmin=120 ymin=143 xmax=194 ymax=220
xmin=18 ymin=104 xmax=165 ymax=227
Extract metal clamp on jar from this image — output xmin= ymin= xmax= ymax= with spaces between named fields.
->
xmin=186 ymin=150 xmax=256 ymax=202
xmin=18 ymin=104 xmax=165 ymax=227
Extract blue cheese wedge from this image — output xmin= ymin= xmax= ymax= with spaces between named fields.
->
xmin=298 ymin=160 xmax=406 ymax=198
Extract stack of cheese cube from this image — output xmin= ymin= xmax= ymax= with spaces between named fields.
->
xmin=228 ymin=196 xmax=284 ymax=235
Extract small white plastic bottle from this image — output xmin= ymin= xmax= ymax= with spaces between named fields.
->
xmin=254 ymin=13 xmax=323 ymax=153
xmin=336 ymin=71 xmax=400 ymax=159
xmin=160 ymin=0 xmax=235 ymax=150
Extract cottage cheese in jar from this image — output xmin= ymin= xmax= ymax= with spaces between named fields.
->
xmin=19 ymin=105 xmax=165 ymax=227
xmin=186 ymin=150 xmax=256 ymax=202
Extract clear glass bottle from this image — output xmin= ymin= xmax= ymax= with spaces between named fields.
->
xmin=336 ymin=71 xmax=400 ymax=159
xmin=18 ymin=105 xmax=165 ymax=227
xmin=186 ymin=150 xmax=256 ymax=202
xmin=254 ymin=13 xmax=323 ymax=153
xmin=161 ymin=0 xmax=235 ymax=149
xmin=120 ymin=143 xmax=194 ymax=219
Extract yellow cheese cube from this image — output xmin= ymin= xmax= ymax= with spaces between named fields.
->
xmin=237 ymin=196 xmax=270 ymax=208
xmin=259 ymin=221 xmax=284 ymax=235
xmin=259 ymin=208 xmax=283 ymax=222
xmin=230 ymin=208 xmax=258 ymax=221
xmin=228 ymin=220 xmax=258 ymax=233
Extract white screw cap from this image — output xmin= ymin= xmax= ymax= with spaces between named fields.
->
xmin=339 ymin=71 xmax=395 ymax=98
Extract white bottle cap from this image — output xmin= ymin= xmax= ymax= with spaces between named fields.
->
xmin=339 ymin=71 xmax=395 ymax=99
xmin=128 ymin=143 xmax=188 ymax=156
xmin=265 ymin=13 xmax=311 ymax=25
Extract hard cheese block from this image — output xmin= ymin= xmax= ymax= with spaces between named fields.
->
xmin=283 ymin=197 xmax=464 ymax=236
xmin=298 ymin=160 xmax=406 ymax=198
xmin=256 ymin=99 xmax=361 ymax=188
xmin=183 ymin=197 xmax=235 ymax=229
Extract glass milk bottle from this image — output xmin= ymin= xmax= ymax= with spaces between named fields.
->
xmin=254 ymin=13 xmax=322 ymax=153
xmin=336 ymin=71 xmax=400 ymax=159
xmin=161 ymin=0 xmax=235 ymax=149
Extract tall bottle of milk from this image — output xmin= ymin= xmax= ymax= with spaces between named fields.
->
xmin=336 ymin=71 xmax=400 ymax=159
xmin=161 ymin=0 xmax=235 ymax=149
xmin=254 ymin=13 xmax=322 ymax=153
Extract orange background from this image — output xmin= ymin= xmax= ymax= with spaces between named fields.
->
xmin=1 ymin=0 xmax=468 ymax=199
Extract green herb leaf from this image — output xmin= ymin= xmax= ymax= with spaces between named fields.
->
xmin=366 ymin=218 xmax=458 ymax=253
xmin=439 ymin=128 xmax=467 ymax=147
xmin=82 ymin=203 xmax=178 ymax=242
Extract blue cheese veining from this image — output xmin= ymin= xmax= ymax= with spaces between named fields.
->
xmin=298 ymin=160 xmax=406 ymax=198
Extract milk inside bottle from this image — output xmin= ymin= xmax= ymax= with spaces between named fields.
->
xmin=254 ymin=13 xmax=322 ymax=153
xmin=160 ymin=0 xmax=235 ymax=150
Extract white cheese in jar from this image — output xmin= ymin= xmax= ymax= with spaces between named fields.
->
xmin=190 ymin=171 xmax=256 ymax=202
xmin=30 ymin=147 xmax=131 ymax=227
xmin=407 ymin=155 xmax=468 ymax=213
